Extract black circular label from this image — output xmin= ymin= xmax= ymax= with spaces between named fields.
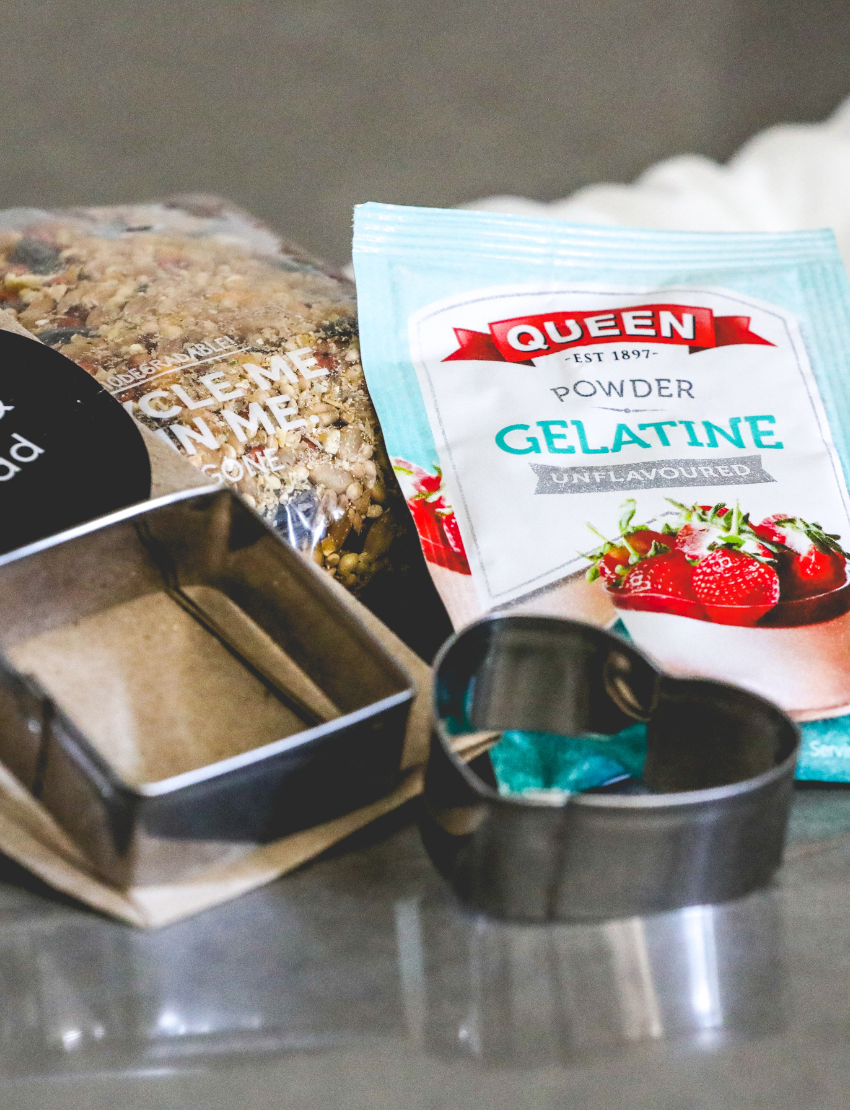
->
xmin=0 ymin=331 xmax=152 ymax=554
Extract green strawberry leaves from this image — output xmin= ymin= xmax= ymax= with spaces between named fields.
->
xmin=771 ymin=516 xmax=850 ymax=559
xmin=667 ymin=498 xmax=777 ymax=562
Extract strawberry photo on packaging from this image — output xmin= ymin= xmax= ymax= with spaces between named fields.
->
xmin=393 ymin=459 xmax=471 ymax=575
xmin=585 ymin=498 xmax=850 ymax=718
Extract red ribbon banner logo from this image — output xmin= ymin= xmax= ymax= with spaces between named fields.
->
xmin=442 ymin=304 xmax=774 ymax=364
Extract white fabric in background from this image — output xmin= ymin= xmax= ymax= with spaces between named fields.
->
xmin=466 ymin=96 xmax=850 ymax=272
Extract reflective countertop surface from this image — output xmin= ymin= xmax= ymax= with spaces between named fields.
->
xmin=1 ymin=789 xmax=850 ymax=1109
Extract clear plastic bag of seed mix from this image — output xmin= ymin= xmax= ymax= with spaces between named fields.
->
xmin=0 ymin=195 xmax=402 ymax=595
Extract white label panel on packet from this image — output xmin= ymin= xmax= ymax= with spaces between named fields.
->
xmin=409 ymin=284 xmax=850 ymax=608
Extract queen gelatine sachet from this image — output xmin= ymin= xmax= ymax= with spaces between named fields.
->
xmin=353 ymin=203 xmax=850 ymax=781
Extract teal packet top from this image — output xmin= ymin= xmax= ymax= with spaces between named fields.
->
xmin=353 ymin=202 xmax=850 ymax=784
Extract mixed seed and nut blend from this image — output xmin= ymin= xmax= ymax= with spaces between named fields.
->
xmin=0 ymin=198 xmax=400 ymax=592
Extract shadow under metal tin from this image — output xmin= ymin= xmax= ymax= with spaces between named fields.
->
xmin=421 ymin=616 xmax=799 ymax=922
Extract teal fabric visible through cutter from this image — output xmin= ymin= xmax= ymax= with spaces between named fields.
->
xmin=443 ymin=664 xmax=648 ymax=797
xmin=489 ymin=723 xmax=647 ymax=797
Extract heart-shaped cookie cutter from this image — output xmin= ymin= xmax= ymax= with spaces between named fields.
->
xmin=421 ymin=615 xmax=799 ymax=922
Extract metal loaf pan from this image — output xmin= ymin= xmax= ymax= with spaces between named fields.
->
xmin=421 ymin=616 xmax=799 ymax=922
xmin=0 ymin=488 xmax=413 ymax=888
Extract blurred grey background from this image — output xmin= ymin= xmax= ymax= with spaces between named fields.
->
xmin=1 ymin=0 xmax=849 ymax=263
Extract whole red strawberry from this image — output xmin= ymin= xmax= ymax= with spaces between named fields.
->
xmin=784 ymin=545 xmax=847 ymax=598
xmin=619 ymin=551 xmax=700 ymax=617
xmin=627 ymin=529 xmax=673 ymax=557
xmin=671 ymin=501 xmax=773 ymax=561
xmin=593 ymin=544 xmax=629 ymax=584
xmin=675 ymin=521 xmax=718 ymax=560
xmin=692 ymin=548 xmax=780 ymax=626
xmin=594 ymin=531 xmax=673 ymax=584
xmin=754 ymin=514 xmax=848 ymax=599
xmin=585 ymin=500 xmax=675 ymax=586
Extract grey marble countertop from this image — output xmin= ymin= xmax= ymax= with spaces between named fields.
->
xmin=0 ymin=787 xmax=848 ymax=1109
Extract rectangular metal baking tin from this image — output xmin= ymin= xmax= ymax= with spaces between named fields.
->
xmin=0 ymin=487 xmax=414 ymax=888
